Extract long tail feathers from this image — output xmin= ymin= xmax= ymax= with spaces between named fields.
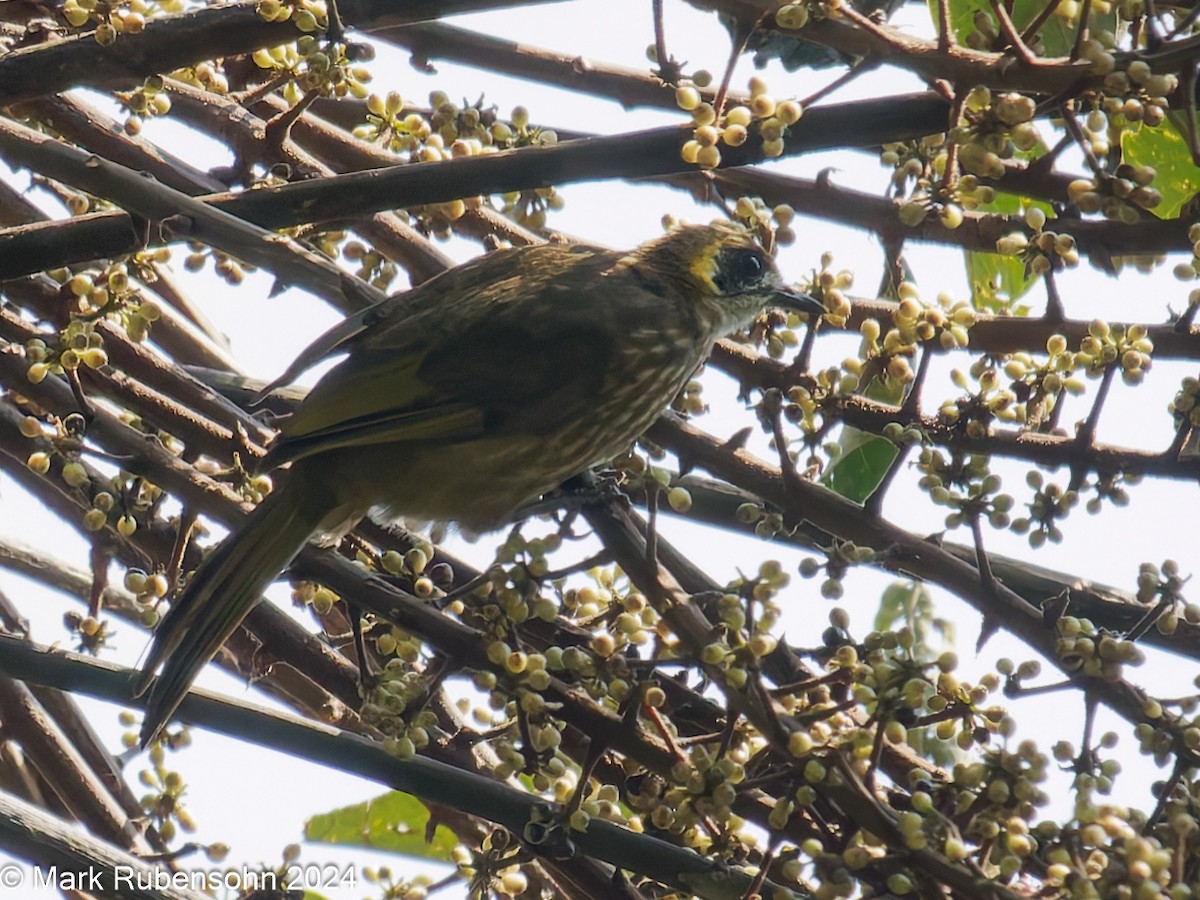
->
xmin=133 ymin=479 xmax=327 ymax=747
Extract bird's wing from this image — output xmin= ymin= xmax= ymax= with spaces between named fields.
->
xmin=271 ymin=246 xmax=619 ymax=464
xmin=270 ymin=350 xmax=484 ymax=464
xmin=252 ymin=245 xmax=544 ymax=402
xmin=249 ymin=292 xmax=403 ymax=404
xmin=417 ymin=313 xmax=615 ymax=430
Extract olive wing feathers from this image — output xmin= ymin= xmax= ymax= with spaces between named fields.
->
xmin=271 ymin=244 xmax=619 ymax=464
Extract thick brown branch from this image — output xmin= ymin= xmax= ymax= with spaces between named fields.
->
xmin=0 ymin=637 xmax=794 ymax=900
xmin=0 ymin=92 xmax=950 ymax=281
xmin=712 ymin=339 xmax=1200 ymax=480
xmin=376 ymin=21 xmax=744 ymax=111
xmin=761 ymin=3 xmax=1094 ymax=93
xmin=0 ymin=672 xmax=143 ymax=850
xmin=714 ymin=167 xmax=1197 ymax=263
xmin=0 ymin=114 xmax=389 ymax=310
xmin=646 ymin=413 xmax=1164 ymax=736
xmin=656 ymin=474 xmax=1200 ymax=663
xmin=0 ymin=0 xmax=565 ymax=106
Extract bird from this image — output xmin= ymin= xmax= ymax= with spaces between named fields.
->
xmin=132 ymin=221 xmax=824 ymax=746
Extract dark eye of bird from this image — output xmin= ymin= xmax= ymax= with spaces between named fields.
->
xmin=714 ymin=247 xmax=767 ymax=294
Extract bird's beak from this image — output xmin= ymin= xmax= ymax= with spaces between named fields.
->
xmin=772 ymin=285 xmax=826 ymax=318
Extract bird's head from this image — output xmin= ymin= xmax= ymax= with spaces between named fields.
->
xmin=630 ymin=221 xmax=825 ymax=332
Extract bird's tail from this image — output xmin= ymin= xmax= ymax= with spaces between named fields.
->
xmin=133 ymin=473 xmax=329 ymax=747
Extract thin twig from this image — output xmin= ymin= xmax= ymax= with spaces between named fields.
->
xmin=645 ymin=485 xmax=660 ymax=572
xmin=1181 ymin=64 xmax=1200 ymax=167
xmin=1043 ymin=269 xmax=1065 ymax=323
xmin=1070 ymin=0 xmax=1093 ymax=61
xmin=1074 ymin=363 xmax=1116 ymax=454
xmin=798 ymin=60 xmax=881 ymax=109
xmin=989 ymin=0 xmax=1040 ymax=64
xmin=650 ymin=0 xmax=677 ymax=84
xmin=1058 ymin=102 xmax=1108 ymax=180
xmin=1019 ymin=0 xmax=1066 ymax=44
xmin=936 ymin=0 xmax=954 ymax=52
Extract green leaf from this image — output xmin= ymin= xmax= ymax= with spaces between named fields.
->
xmin=928 ymin=0 xmax=1116 ymax=56
xmin=862 ymin=371 xmax=905 ymax=405
xmin=873 ymin=580 xmax=957 ymax=664
xmin=875 ymin=580 xmax=920 ymax=634
xmin=965 ymin=251 xmax=1031 ymax=311
xmin=1011 ymin=0 xmax=1117 ymax=58
xmin=964 ymin=191 xmax=1052 ymax=311
xmin=305 ymin=791 xmax=459 ymax=862
xmin=926 ymin=0 xmax=987 ymax=44
xmin=756 ymin=0 xmax=904 ymax=70
xmin=977 ymin=187 xmax=1053 ymax=220
xmin=1121 ymin=118 xmax=1200 ymax=219
xmin=821 ymin=426 xmax=898 ymax=504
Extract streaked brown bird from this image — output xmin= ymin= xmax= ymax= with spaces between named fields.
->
xmin=133 ymin=221 xmax=823 ymax=746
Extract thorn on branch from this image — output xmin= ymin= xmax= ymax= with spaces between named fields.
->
xmin=64 ymin=367 xmax=96 ymax=422
xmin=1162 ymin=403 xmax=1195 ymax=460
xmin=1039 ymin=590 xmax=1071 ymax=629
xmin=722 ymin=426 xmax=754 ymax=454
xmin=941 ymin=90 xmax=966 ymax=194
xmin=650 ymin=0 xmax=684 ymax=85
xmin=712 ymin=29 xmax=742 ymax=119
xmin=1174 ymin=299 xmax=1200 ymax=334
xmin=539 ymin=548 xmax=613 ymax=583
xmin=264 ymin=89 xmax=320 ymax=157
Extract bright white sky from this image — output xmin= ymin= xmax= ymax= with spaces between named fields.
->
xmin=2 ymin=1 xmax=1198 ymax=897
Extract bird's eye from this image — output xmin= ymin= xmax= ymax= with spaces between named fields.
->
xmin=715 ymin=247 xmax=768 ymax=294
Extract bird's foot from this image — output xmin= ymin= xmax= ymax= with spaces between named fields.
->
xmin=512 ymin=471 xmax=628 ymax=523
